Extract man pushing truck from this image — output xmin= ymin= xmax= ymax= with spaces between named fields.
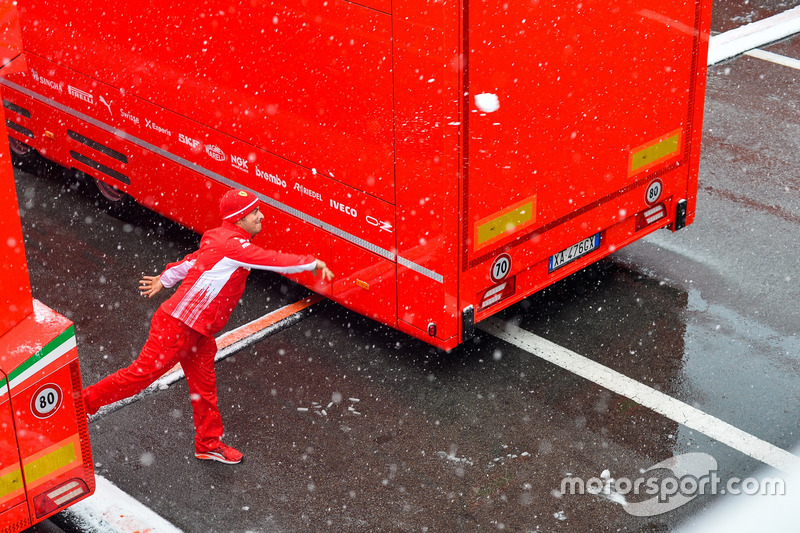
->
xmin=82 ymin=190 xmax=334 ymax=464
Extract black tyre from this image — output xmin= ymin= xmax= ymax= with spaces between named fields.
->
xmin=86 ymin=174 xmax=137 ymax=219
xmin=8 ymin=137 xmax=39 ymax=170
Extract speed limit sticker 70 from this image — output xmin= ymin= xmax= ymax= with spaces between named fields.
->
xmin=31 ymin=383 xmax=63 ymax=419
xmin=490 ymin=253 xmax=512 ymax=283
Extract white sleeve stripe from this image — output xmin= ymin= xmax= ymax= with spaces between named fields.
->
xmin=161 ymin=259 xmax=196 ymax=288
xmin=226 ymin=258 xmax=317 ymax=274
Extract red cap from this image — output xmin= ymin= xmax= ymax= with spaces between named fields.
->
xmin=220 ymin=190 xmax=259 ymax=222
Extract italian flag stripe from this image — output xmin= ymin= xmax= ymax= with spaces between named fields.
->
xmin=0 ymin=326 xmax=77 ymax=393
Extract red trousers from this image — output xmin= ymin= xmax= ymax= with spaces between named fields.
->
xmin=83 ymin=308 xmax=224 ymax=452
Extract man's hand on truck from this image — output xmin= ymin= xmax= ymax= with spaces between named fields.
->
xmin=314 ymin=259 xmax=334 ymax=281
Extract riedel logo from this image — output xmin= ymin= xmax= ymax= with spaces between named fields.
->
xmin=560 ymin=453 xmax=786 ymax=516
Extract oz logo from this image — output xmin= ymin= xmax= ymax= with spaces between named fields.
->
xmin=31 ymin=383 xmax=63 ymax=419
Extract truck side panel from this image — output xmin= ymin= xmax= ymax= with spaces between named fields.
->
xmin=0 ymin=101 xmax=32 ymax=337
xmin=16 ymin=0 xmax=396 ymax=202
xmin=0 ymin=369 xmax=31 ymax=531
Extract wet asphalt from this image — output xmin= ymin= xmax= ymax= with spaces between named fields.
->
xmin=16 ymin=1 xmax=800 ymax=531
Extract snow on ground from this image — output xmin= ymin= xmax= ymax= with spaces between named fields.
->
xmin=63 ymin=475 xmax=184 ymax=533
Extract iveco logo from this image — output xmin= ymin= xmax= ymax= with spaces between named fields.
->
xmin=205 ymin=144 xmax=226 ymax=162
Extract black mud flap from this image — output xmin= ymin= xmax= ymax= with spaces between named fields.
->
xmin=673 ymin=199 xmax=688 ymax=231
xmin=462 ymin=305 xmax=475 ymax=342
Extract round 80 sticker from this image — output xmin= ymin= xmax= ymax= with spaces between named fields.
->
xmin=31 ymin=383 xmax=63 ymax=419
xmin=645 ymin=179 xmax=663 ymax=205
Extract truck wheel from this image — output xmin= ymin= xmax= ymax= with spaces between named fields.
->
xmin=8 ymin=137 xmax=38 ymax=169
xmin=88 ymin=176 xmax=136 ymax=218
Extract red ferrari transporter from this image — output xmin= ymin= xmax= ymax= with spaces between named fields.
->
xmin=0 ymin=0 xmax=712 ymax=350
xmin=1 ymin=9 xmax=94 ymax=530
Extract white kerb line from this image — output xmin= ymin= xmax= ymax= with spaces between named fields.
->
xmin=744 ymin=48 xmax=800 ymax=71
xmin=708 ymin=5 xmax=800 ymax=65
xmin=479 ymin=317 xmax=800 ymax=473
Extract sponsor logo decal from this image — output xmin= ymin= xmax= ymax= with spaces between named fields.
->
xmin=99 ymin=95 xmax=113 ymax=116
xmin=366 ymin=215 xmax=393 ymax=233
xmin=67 ymin=85 xmax=94 ymax=105
xmin=31 ymin=70 xmax=63 ymax=93
xmin=120 ymin=109 xmax=140 ymax=125
xmin=330 ymin=199 xmax=357 ymax=218
xmin=294 ymin=183 xmax=323 ymax=201
xmin=205 ymin=144 xmax=226 ymax=162
xmin=144 ymin=118 xmax=172 ymax=136
xmin=179 ymin=133 xmax=203 ymax=152
xmin=230 ymin=153 xmax=249 ymax=173
xmin=255 ymin=166 xmax=287 ymax=188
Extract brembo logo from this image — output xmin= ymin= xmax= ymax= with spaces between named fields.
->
xmin=256 ymin=166 xmax=286 ymax=188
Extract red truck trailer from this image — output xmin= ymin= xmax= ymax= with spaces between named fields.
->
xmin=0 ymin=0 xmax=712 ymax=350
xmin=1 ymin=8 xmax=94 ymax=531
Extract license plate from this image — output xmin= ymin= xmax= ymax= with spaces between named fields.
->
xmin=549 ymin=233 xmax=601 ymax=272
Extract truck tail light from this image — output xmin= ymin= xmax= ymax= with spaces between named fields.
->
xmin=33 ymin=479 xmax=90 ymax=518
xmin=478 ymin=276 xmax=516 ymax=312
xmin=635 ymin=203 xmax=667 ymax=231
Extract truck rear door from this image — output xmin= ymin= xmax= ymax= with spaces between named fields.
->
xmin=462 ymin=0 xmax=707 ymax=319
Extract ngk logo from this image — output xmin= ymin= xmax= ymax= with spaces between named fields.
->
xmin=231 ymin=154 xmax=249 ymax=172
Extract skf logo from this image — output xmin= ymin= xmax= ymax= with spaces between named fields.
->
xmin=205 ymin=144 xmax=226 ymax=162
xmin=179 ymin=133 xmax=203 ymax=152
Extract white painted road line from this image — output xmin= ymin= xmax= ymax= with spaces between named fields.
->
xmin=479 ymin=317 xmax=800 ymax=473
xmin=88 ymin=296 xmax=320 ymax=422
xmin=744 ymin=48 xmax=800 ymax=71
xmin=708 ymin=5 xmax=800 ymax=65
xmin=62 ymin=475 xmax=185 ymax=533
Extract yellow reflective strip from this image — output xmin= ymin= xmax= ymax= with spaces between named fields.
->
xmin=0 ymin=468 xmax=23 ymax=499
xmin=477 ymin=200 xmax=535 ymax=246
xmin=630 ymin=133 xmax=680 ymax=173
xmin=23 ymin=443 xmax=76 ymax=484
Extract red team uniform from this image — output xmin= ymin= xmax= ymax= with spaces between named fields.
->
xmin=83 ymin=190 xmax=320 ymax=463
